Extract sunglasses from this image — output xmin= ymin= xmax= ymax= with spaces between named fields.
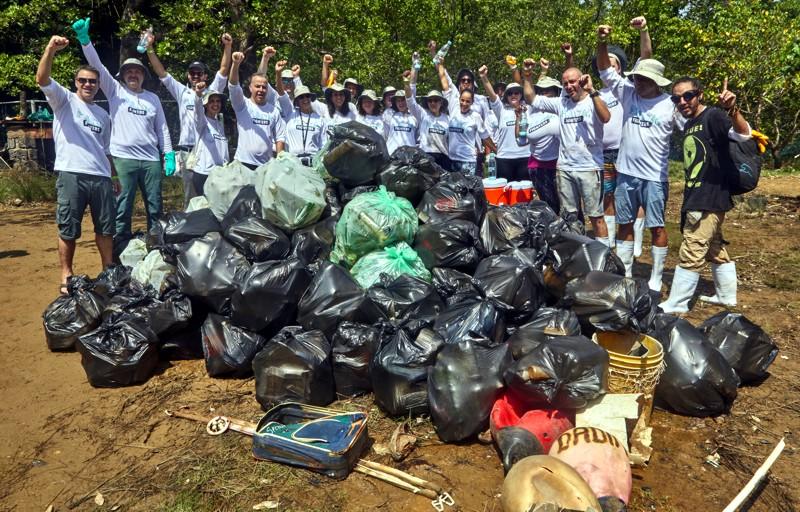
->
xmin=459 ymin=78 xmax=473 ymax=83
xmin=76 ymin=77 xmax=98 ymax=85
xmin=282 ymin=78 xmax=293 ymax=83
xmin=670 ymin=90 xmax=700 ymax=104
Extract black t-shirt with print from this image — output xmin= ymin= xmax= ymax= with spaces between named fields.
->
xmin=680 ymin=106 xmax=735 ymax=213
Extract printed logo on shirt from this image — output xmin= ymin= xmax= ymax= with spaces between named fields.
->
xmin=530 ymin=118 xmax=551 ymax=132
xmin=394 ymin=125 xmax=413 ymax=133
xmin=630 ymin=106 xmax=664 ymax=129
xmin=683 ymin=134 xmax=707 ymax=189
xmin=127 ymin=106 xmax=148 ymax=116
xmin=606 ymin=99 xmax=620 ymax=109
xmin=186 ymin=104 xmax=195 ymax=112
xmin=428 ymin=126 xmax=447 ymax=135
xmin=253 ymin=117 xmax=271 ymax=126
xmin=213 ymin=133 xmax=227 ymax=141
xmin=505 ymin=120 xmax=516 ymax=127
xmin=564 ymin=115 xmax=585 ymax=124
xmin=82 ymin=118 xmax=103 ymax=134
xmin=449 ymin=126 xmax=465 ymax=134
xmin=294 ymin=122 xmax=318 ymax=131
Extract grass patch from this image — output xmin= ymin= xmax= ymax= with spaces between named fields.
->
xmin=0 ymin=168 xmax=57 ymax=204
xmin=159 ymin=489 xmax=205 ymax=512
xmin=762 ymin=251 xmax=800 ymax=291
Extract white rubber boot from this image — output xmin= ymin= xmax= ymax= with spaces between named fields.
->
xmin=648 ymin=245 xmax=669 ymax=292
xmin=604 ymin=215 xmax=616 ymax=248
xmin=616 ymin=240 xmax=634 ymax=278
xmin=633 ymin=217 xmax=645 ymax=258
xmin=699 ymin=262 xmax=738 ymax=306
xmin=659 ymin=266 xmax=700 ymax=314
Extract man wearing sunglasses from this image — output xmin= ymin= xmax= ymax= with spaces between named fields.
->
xmin=36 ymin=35 xmax=120 ymax=293
xmin=659 ymin=77 xmax=752 ymax=314
xmin=143 ymin=31 xmax=232 ymax=206
xmin=596 ymin=20 xmax=684 ymax=293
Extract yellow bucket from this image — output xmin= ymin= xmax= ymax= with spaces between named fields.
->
xmin=593 ymin=331 xmax=665 ymax=395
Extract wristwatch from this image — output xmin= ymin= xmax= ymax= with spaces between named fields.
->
xmin=589 ymin=90 xmax=600 ymax=98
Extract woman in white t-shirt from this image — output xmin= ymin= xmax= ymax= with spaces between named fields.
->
xmin=478 ymin=66 xmax=531 ymax=181
xmin=324 ymin=82 xmax=356 ymax=125
xmin=190 ymin=85 xmax=229 ymax=194
xmin=284 ymin=85 xmax=328 ymax=165
xmin=515 ymin=76 xmax=562 ymax=212
xmin=407 ymin=73 xmax=450 ymax=170
xmin=383 ymin=81 xmax=418 ymax=156
xmin=444 ymin=89 xmax=493 ymax=175
xmin=355 ymin=89 xmax=385 ymax=135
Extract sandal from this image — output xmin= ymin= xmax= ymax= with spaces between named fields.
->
xmin=59 ymin=283 xmax=69 ymax=295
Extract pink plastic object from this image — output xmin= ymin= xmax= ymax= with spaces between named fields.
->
xmin=490 ymin=391 xmax=574 ymax=453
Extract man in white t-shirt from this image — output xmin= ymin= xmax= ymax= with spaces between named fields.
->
xmin=597 ymin=22 xmax=684 ymax=292
xmin=36 ymin=35 xmax=120 ymax=292
xmin=229 ymin=51 xmax=287 ymax=170
xmin=524 ymin=60 xmax=611 ymax=244
xmin=144 ymin=31 xmax=232 ymax=206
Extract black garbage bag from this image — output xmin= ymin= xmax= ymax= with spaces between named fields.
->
xmin=290 ymin=217 xmax=337 ymax=264
xmin=221 ymin=185 xmax=263 ymax=230
xmin=253 ymin=326 xmax=334 ymax=408
xmin=322 ymin=185 xmax=343 ymax=219
xmin=367 ymin=274 xmax=445 ymax=321
xmin=43 ymin=275 xmax=107 ymax=351
xmin=698 ymin=312 xmax=779 ymax=384
xmin=413 ymin=220 xmax=484 ymax=272
xmin=563 ymin=271 xmax=657 ymax=333
xmin=76 ymin=312 xmax=159 ymax=387
xmin=507 ymin=308 xmax=581 ymax=360
xmin=201 ymin=313 xmax=267 ymax=377
xmin=480 ymin=206 xmax=532 ymax=255
xmin=337 ymin=183 xmax=379 ymax=205
xmin=431 ymin=267 xmax=482 ymax=305
xmin=101 ymin=282 xmax=189 ymax=336
xmin=230 ymin=258 xmax=312 ymax=333
xmin=332 ymin=322 xmax=381 ymax=397
xmin=164 ymin=208 xmax=222 ymax=244
xmin=324 ymin=122 xmax=389 ymax=187
xmin=378 ymin=146 xmax=443 ymax=205
xmin=223 ymin=217 xmax=291 ymax=263
xmin=428 ymin=340 xmax=512 ymax=442
xmin=433 ymin=298 xmax=505 ymax=345
xmin=296 ymin=261 xmax=386 ymax=338
xmin=504 ymin=335 xmax=608 ymax=409
xmin=417 ymin=172 xmax=488 ymax=225
xmin=649 ymin=313 xmax=739 ymax=416
xmin=517 ymin=201 xmax=566 ymax=249
xmin=176 ymin=233 xmax=251 ymax=314
xmin=371 ymin=325 xmax=443 ymax=416
xmin=561 ymin=211 xmax=586 ymax=236
xmin=548 ymin=232 xmax=624 ymax=280
xmin=160 ymin=298 xmax=207 ymax=360
xmin=473 ymin=250 xmax=546 ymax=322
xmin=94 ymin=264 xmax=132 ymax=298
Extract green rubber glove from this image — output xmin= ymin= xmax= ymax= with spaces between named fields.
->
xmin=71 ymin=17 xmax=91 ymax=46
xmin=164 ymin=151 xmax=176 ymax=176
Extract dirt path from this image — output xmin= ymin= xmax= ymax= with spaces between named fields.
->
xmin=1 ymin=176 xmax=799 ymax=511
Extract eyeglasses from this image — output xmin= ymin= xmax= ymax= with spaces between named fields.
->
xmin=76 ymin=77 xmax=98 ymax=85
xmin=670 ymin=90 xmax=700 ymax=104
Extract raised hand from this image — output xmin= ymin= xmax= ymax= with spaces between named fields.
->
xmin=323 ymin=54 xmax=333 ymax=65
xmin=427 ymin=40 xmax=437 ymax=58
xmin=561 ymin=43 xmax=572 ymax=56
xmin=522 ymin=58 xmax=536 ymax=77
xmin=478 ymin=65 xmax=489 ymax=78
xmin=630 ymin=16 xmax=647 ymax=30
xmin=220 ymin=33 xmax=233 ymax=47
xmin=232 ymin=51 xmax=245 ymax=64
xmin=194 ymin=81 xmax=207 ymax=95
xmin=70 ymin=17 xmax=91 ymax=45
xmin=597 ymin=25 xmax=612 ymax=40
xmin=539 ymin=58 xmax=550 ymax=71
xmin=579 ymin=74 xmax=595 ymax=92
xmin=262 ymin=46 xmax=276 ymax=59
xmin=49 ymin=35 xmax=69 ymax=52
xmin=275 ymin=59 xmax=287 ymax=72
xmin=718 ymin=78 xmax=737 ymax=110
xmin=291 ymin=64 xmax=301 ymax=77
xmin=402 ymin=69 xmax=412 ymax=80
xmin=145 ymin=32 xmax=155 ymax=49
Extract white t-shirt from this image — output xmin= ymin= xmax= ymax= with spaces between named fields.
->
xmin=531 ymin=94 xmax=605 ymax=172
xmin=448 ymin=109 xmax=489 ymax=162
xmin=523 ymin=110 xmax=560 ymax=162
xmin=40 ymin=80 xmax=111 ymax=177
xmin=490 ymin=98 xmax=531 ymax=159
xmin=356 ymin=114 xmax=385 ymax=136
xmin=408 ymin=85 xmax=448 ymax=155
xmin=229 ymin=82 xmax=287 ymax=166
xmin=192 ymin=96 xmax=229 ymax=175
xmin=82 ymin=42 xmax=172 ymax=162
xmin=161 ymin=71 xmax=227 ymax=147
xmin=443 ymin=71 xmax=492 ymax=123
xmin=284 ymin=109 xmax=328 ymax=156
xmin=327 ymin=109 xmax=356 ymax=126
xmin=383 ymin=110 xmax=418 ymax=155
xmin=600 ymin=87 xmax=623 ymax=151
xmin=600 ymin=67 xmax=684 ymax=182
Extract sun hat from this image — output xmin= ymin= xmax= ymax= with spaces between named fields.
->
xmin=381 ymin=85 xmax=397 ymax=99
xmin=201 ymin=89 xmax=226 ymax=106
xmin=625 ymin=58 xmax=672 ymax=87
xmin=280 ymin=69 xmax=295 ymax=80
xmin=324 ymin=82 xmax=351 ymax=104
xmin=357 ymin=89 xmax=379 ymax=103
xmin=116 ymin=58 xmax=150 ymax=79
xmin=502 ymin=82 xmax=524 ymax=101
xmin=534 ymin=76 xmax=563 ymax=92
xmin=420 ymin=89 xmax=448 ymax=111
xmin=343 ymin=77 xmax=364 ymax=97
xmin=187 ymin=61 xmax=207 ymax=73
xmin=292 ymin=85 xmax=317 ymax=106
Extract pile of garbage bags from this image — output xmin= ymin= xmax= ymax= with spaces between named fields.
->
xmin=42 ymin=139 xmax=779 ymax=496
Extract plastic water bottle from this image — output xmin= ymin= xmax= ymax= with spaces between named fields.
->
xmin=432 ymin=40 xmax=452 ymax=66
xmin=412 ymin=51 xmax=421 ymax=71
xmin=488 ymin=153 xmax=497 ymax=179
xmin=136 ymin=26 xmax=153 ymax=54
xmin=519 ymin=113 xmax=528 ymax=140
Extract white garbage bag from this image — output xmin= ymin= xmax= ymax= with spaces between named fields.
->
xmin=131 ymin=250 xmax=176 ymax=294
xmin=253 ymin=152 xmax=326 ymax=231
xmin=119 ymin=238 xmax=148 ymax=268
xmin=204 ymin=161 xmax=254 ymax=220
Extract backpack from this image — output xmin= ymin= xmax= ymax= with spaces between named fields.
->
xmin=728 ymin=129 xmax=768 ymax=195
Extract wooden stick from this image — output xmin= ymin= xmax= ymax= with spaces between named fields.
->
xmin=722 ymin=437 xmax=786 ymax=512
xmin=354 ymin=464 xmax=439 ymax=500
xmin=358 ymin=459 xmax=444 ymax=494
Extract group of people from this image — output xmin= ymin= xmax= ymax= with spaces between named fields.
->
xmin=38 ymin=15 xmax=752 ymax=316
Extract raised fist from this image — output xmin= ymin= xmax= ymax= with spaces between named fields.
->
xmin=49 ymin=35 xmax=69 ymax=51
xmin=232 ymin=51 xmax=245 ymax=64
xmin=262 ymin=46 xmax=276 ymax=58
xmin=561 ymin=42 xmax=572 ymax=55
xmin=540 ymin=58 xmax=550 ymax=70
xmin=323 ymin=54 xmax=333 ymax=64
xmin=630 ymin=16 xmax=647 ymax=30
xmin=275 ymin=59 xmax=287 ymax=72
xmin=478 ymin=64 xmax=489 ymax=78
xmin=579 ymin=74 xmax=594 ymax=92
xmin=597 ymin=25 xmax=612 ymax=40
xmin=220 ymin=33 xmax=232 ymax=46
xmin=194 ymin=81 xmax=207 ymax=95
xmin=291 ymin=64 xmax=301 ymax=77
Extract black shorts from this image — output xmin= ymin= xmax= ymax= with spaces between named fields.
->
xmin=55 ymin=171 xmax=115 ymax=240
xmin=496 ymin=157 xmax=530 ymax=181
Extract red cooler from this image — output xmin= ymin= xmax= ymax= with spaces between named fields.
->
xmin=509 ymin=180 xmax=534 ymax=204
xmin=482 ymin=177 xmax=509 ymax=205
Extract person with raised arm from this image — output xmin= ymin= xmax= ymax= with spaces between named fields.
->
xmin=382 ymin=70 xmax=419 ymax=155
xmin=188 ymin=81 xmax=228 ymax=194
xmin=71 ymin=17 xmax=173 ymax=241
xmin=524 ymin=56 xmax=611 ymax=243
xmin=228 ymin=50 xmax=286 ymax=170
xmin=596 ymin=17 xmax=683 ymax=291
xmin=277 ymin=59 xmax=328 ymax=164
xmin=407 ymin=61 xmax=450 ymax=170
xmin=144 ymin=31 xmax=231 ymax=205
xmin=37 ymin=35 xmax=119 ymax=293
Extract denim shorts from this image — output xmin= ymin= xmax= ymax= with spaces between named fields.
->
xmin=614 ymin=172 xmax=668 ymax=227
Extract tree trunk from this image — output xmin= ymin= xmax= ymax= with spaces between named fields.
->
xmin=17 ymin=91 xmax=27 ymax=119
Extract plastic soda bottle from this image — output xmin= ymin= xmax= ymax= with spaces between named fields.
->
xmin=488 ymin=153 xmax=497 ymax=179
xmin=412 ymin=51 xmax=421 ymax=71
xmin=432 ymin=41 xmax=452 ymax=66
xmin=136 ymin=26 xmax=153 ymax=54
xmin=505 ymin=55 xmax=518 ymax=67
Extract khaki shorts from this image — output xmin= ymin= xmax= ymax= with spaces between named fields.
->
xmin=678 ymin=210 xmax=731 ymax=272
xmin=557 ymin=169 xmax=603 ymax=218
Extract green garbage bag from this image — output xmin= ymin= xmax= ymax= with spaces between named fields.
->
xmin=205 ymin=161 xmax=254 ymax=220
xmin=330 ymin=185 xmax=418 ymax=267
xmin=350 ymin=243 xmax=431 ymax=289
xmin=253 ymin=153 xmax=327 ymax=231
